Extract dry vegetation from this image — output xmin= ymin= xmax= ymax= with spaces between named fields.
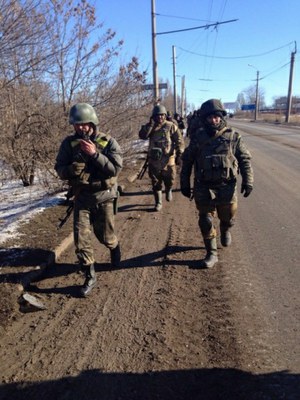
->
xmin=233 ymin=111 xmax=300 ymax=126
xmin=0 ymin=1 xmax=298 ymax=191
xmin=0 ymin=0 xmax=155 ymax=190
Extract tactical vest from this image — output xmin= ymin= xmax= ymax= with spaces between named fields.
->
xmin=148 ymin=122 xmax=174 ymax=162
xmin=69 ymin=132 xmax=117 ymax=190
xmin=195 ymin=129 xmax=239 ymax=183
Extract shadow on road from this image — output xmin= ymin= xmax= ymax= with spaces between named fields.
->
xmin=26 ymin=244 xmax=204 ymax=297
xmin=0 ymin=247 xmax=55 ymax=284
xmin=1 ymin=367 xmax=298 ymax=400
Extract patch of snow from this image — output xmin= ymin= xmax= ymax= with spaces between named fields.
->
xmin=0 ymin=181 xmax=65 ymax=245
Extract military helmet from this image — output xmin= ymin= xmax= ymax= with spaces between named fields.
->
xmin=69 ymin=103 xmax=99 ymax=125
xmin=199 ymin=99 xmax=227 ymax=120
xmin=152 ymin=104 xmax=167 ymax=116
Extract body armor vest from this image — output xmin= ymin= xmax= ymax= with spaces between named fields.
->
xmin=147 ymin=122 xmax=176 ymax=170
xmin=195 ymin=129 xmax=238 ymax=183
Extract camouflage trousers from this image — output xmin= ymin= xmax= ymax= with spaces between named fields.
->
xmin=148 ymin=164 xmax=176 ymax=192
xmin=73 ymin=196 xmax=118 ymax=266
xmin=194 ymin=182 xmax=238 ymax=240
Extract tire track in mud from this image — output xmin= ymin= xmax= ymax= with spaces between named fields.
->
xmin=157 ymin=197 xmax=245 ymax=369
xmin=110 ymin=183 xmax=244 ymax=370
xmin=80 ymin=185 xmax=181 ymax=373
xmin=0 ymin=180 xmax=242 ymax=381
xmin=0 ymin=176 xmax=285 ymax=385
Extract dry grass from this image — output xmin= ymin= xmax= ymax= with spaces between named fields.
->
xmin=233 ymin=112 xmax=300 ymax=126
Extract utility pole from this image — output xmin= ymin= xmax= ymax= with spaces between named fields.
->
xmin=151 ymin=0 xmax=159 ymax=103
xmin=152 ymin=2 xmax=237 ymax=107
xmin=172 ymin=45 xmax=177 ymax=114
xmin=254 ymin=70 xmax=259 ymax=121
xmin=249 ymin=64 xmax=259 ymax=121
xmin=181 ymin=75 xmax=185 ymax=116
xmin=285 ymin=44 xmax=297 ymax=123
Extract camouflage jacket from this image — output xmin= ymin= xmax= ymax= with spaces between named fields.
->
xmin=180 ymin=126 xmax=253 ymax=189
xmin=139 ymin=120 xmax=184 ymax=169
xmin=55 ymin=131 xmax=123 ymax=202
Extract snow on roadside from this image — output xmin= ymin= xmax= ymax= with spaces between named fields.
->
xmin=0 ymin=181 xmax=65 ymax=245
xmin=0 ymin=140 xmax=147 ymax=245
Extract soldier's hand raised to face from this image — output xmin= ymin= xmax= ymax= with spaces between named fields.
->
xmin=79 ymin=139 xmax=97 ymax=157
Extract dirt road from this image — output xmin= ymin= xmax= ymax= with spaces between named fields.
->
xmin=0 ymin=124 xmax=299 ymax=399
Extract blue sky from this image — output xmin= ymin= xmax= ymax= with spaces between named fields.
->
xmin=96 ymin=0 xmax=299 ymax=110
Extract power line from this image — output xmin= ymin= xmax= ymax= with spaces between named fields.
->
xmin=157 ymin=19 xmax=238 ymax=36
xmin=178 ymin=41 xmax=295 ymax=59
xmin=155 ymin=13 xmax=213 ymax=23
xmin=260 ymin=62 xmax=290 ymax=80
xmin=193 ymin=61 xmax=290 ymax=85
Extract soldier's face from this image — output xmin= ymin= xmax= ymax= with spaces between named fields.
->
xmin=206 ymin=114 xmax=221 ymax=126
xmin=74 ymin=123 xmax=93 ymax=136
xmin=154 ymin=114 xmax=166 ymax=124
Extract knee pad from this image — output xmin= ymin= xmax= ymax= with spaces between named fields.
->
xmin=199 ymin=214 xmax=213 ymax=235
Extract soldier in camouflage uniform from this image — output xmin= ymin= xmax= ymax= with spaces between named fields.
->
xmin=186 ymin=109 xmax=202 ymax=138
xmin=55 ymin=103 xmax=123 ymax=296
xmin=180 ymin=99 xmax=253 ymax=268
xmin=174 ymin=112 xmax=186 ymax=132
xmin=139 ymin=104 xmax=185 ymax=211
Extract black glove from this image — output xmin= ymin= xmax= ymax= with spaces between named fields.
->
xmin=181 ymin=187 xmax=191 ymax=198
xmin=241 ymin=184 xmax=253 ymax=198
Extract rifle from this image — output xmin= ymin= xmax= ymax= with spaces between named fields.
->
xmin=57 ymin=200 xmax=74 ymax=230
xmin=127 ymin=157 xmax=148 ymax=183
xmin=137 ymin=157 xmax=148 ymax=180
xmin=57 ymin=187 xmax=75 ymax=230
xmin=57 ymin=132 xmax=95 ymax=229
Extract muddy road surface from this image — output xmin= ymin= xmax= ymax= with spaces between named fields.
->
xmin=0 ymin=123 xmax=299 ymax=399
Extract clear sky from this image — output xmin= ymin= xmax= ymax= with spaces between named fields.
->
xmin=96 ymin=0 xmax=299 ymax=110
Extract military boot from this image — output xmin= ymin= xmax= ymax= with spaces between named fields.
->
xmin=199 ymin=238 xmax=218 ymax=269
xmin=110 ymin=244 xmax=121 ymax=268
xmin=154 ymin=190 xmax=163 ymax=211
xmin=220 ymin=229 xmax=232 ymax=247
xmin=80 ymin=264 xmax=97 ymax=297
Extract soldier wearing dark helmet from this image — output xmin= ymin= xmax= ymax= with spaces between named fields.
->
xmin=180 ymin=99 xmax=254 ymax=268
xmin=139 ymin=104 xmax=185 ymax=211
xmin=55 ymin=103 xmax=123 ymax=296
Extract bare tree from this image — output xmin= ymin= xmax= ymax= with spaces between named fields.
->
xmin=237 ymin=85 xmax=266 ymax=110
xmin=0 ymin=0 xmax=150 ymax=187
xmin=0 ymin=0 xmax=53 ymax=88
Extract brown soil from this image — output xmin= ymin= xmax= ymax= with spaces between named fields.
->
xmin=0 ymin=165 xmax=298 ymax=399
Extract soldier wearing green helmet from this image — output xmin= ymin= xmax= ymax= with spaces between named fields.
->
xmin=68 ymin=102 xmax=99 ymax=125
xmin=138 ymin=103 xmax=185 ymax=211
xmin=180 ymin=98 xmax=254 ymax=269
xmin=55 ymin=103 xmax=123 ymax=297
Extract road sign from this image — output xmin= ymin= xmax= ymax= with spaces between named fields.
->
xmin=223 ymin=102 xmax=237 ymax=110
xmin=241 ymin=104 xmax=256 ymax=111
xmin=142 ymin=83 xmax=168 ymax=90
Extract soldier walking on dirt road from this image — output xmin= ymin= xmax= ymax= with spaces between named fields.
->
xmin=180 ymin=99 xmax=254 ymax=268
xmin=139 ymin=104 xmax=185 ymax=211
xmin=55 ymin=103 xmax=123 ymax=296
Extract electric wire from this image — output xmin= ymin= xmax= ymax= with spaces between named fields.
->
xmin=177 ymin=41 xmax=294 ymax=59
